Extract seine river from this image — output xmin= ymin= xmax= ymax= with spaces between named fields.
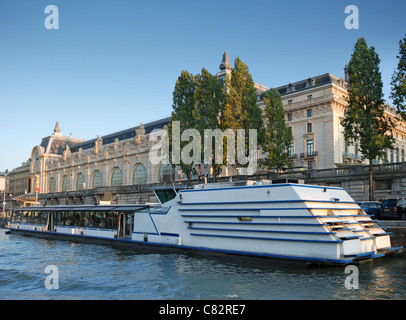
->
xmin=1 ymin=228 xmax=406 ymax=300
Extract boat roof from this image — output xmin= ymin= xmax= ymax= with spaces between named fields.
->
xmin=150 ymin=185 xmax=194 ymax=191
xmin=12 ymin=204 xmax=150 ymax=212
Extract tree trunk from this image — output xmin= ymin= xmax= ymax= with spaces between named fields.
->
xmin=369 ymin=163 xmax=374 ymax=201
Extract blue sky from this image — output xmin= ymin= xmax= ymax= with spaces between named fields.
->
xmin=0 ymin=0 xmax=405 ymax=172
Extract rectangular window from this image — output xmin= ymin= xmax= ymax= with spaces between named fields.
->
xmin=288 ymin=143 xmax=294 ymax=158
xmin=288 ymin=99 xmax=293 ymax=106
xmin=308 ymin=160 xmax=313 ymax=169
xmin=307 ymin=108 xmax=312 ymax=117
xmin=307 ymin=139 xmax=314 ymax=156
xmin=307 ymin=95 xmax=312 ymax=102
xmin=307 ymin=123 xmax=312 ymax=133
xmin=288 ymin=113 xmax=292 ymax=121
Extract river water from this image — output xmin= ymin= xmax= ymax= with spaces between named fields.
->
xmin=1 ymin=229 xmax=406 ymax=300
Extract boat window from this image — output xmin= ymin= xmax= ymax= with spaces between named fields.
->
xmin=238 ymin=217 xmax=252 ymax=222
xmin=11 ymin=211 xmax=22 ymax=223
xmin=33 ymin=211 xmax=47 ymax=224
xmin=22 ymin=211 xmax=32 ymax=223
xmin=155 ymin=189 xmax=177 ymax=204
xmin=55 ymin=211 xmax=118 ymax=229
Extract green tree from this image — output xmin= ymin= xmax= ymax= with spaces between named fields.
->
xmin=341 ymin=37 xmax=395 ymax=200
xmin=261 ymin=89 xmax=293 ymax=172
xmin=222 ymin=57 xmax=264 ymax=174
xmin=168 ymin=70 xmax=197 ymax=185
xmin=194 ymin=67 xmax=224 ymax=181
xmin=390 ymin=33 xmax=406 ymax=120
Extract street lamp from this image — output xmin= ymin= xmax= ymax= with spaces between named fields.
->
xmin=2 ymin=192 xmax=12 ymax=218
xmin=2 ymin=191 xmax=5 ymax=218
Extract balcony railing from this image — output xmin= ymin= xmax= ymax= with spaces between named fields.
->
xmin=342 ymin=151 xmax=362 ymax=160
xmin=300 ymin=151 xmax=318 ymax=159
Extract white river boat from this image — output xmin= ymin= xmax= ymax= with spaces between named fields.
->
xmin=7 ymin=181 xmax=403 ymax=266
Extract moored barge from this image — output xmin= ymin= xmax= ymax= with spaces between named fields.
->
xmin=7 ymin=181 xmax=403 ymax=266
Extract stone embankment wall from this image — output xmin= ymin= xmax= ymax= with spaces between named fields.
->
xmin=380 ymin=221 xmax=406 ymax=256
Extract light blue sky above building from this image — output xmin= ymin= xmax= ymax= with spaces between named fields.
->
xmin=0 ymin=0 xmax=405 ymax=171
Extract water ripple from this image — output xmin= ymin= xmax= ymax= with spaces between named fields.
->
xmin=1 ymin=229 xmax=406 ymax=299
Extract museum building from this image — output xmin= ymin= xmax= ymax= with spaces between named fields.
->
xmin=10 ymin=51 xmax=406 ymax=206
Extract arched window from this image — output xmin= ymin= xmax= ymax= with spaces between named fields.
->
xmin=76 ymin=173 xmax=85 ymax=190
xmin=48 ymin=177 xmax=56 ymax=193
xmin=158 ymin=163 xmax=173 ymax=183
xmin=92 ymin=170 xmax=103 ymax=188
xmin=133 ymin=164 xmax=147 ymax=185
xmin=61 ymin=175 xmax=68 ymax=192
xmin=111 ymin=167 xmax=123 ymax=186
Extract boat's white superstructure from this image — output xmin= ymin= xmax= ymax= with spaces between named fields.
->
xmin=8 ymin=181 xmax=402 ymax=266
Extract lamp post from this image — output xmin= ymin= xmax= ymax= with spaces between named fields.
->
xmin=2 ymin=190 xmax=5 ymax=218
xmin=2 ymin=192 xmax=12 ymax=218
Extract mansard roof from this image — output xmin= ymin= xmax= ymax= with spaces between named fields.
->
xmin=39 ymin=135 xmax=84 ymax=156
xmin=37 ymin=121 xmax=84 ymax=157
xmin=257 ymin=73 xmax=348 ymax=101
xmin=69 ymin=117 xmax=171 ymax=153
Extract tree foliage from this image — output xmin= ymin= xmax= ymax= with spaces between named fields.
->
xmin=341 ymin=37 xmax=395 ymax=200
xmin=341 ymin=37 xmax=394 ymax=162
xmin=194 ymin=67 xmax=224 ymax=180
xmin=222 ymin=57 xmax=264 ymax=172
xmin=169 ymin=57 xmax=265 ymax=182
xmin=260 ymin=89 xmax=293 ymax=171
xmin=390 ymin=33 xmax=406 ymax=120
xmin=223 ymin=57 xmax=264 ymax=136
xmin=168 ymin=70 xmax=197 ymax=185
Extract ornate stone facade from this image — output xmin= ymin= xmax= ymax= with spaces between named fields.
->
xmin=29 ymin=118 xmax=175 ymax=204
xmin=13 ymin=51 xmax=406 ymax=206
xmin=257 ymin=73 xmax=406 ymax=170
xmin=7 ymin=162 xmax=30 ymax=196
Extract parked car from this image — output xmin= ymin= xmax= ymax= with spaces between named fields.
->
xmin=380 ymin=198 xmax=406 ymax=220
xmin=358 ymin=201 xmax=381 ymax=218
xmin=395 ymin=200 xmax=406 ymax=220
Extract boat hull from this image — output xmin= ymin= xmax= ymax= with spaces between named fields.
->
xmin=7 ymin=225 xmax=402 ymax=267
xmin=7 ymin=183 xmax=403 ymax=266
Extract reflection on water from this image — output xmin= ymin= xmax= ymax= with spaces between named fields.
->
xmin=1 ymin=229 xmax=405 ymax=300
